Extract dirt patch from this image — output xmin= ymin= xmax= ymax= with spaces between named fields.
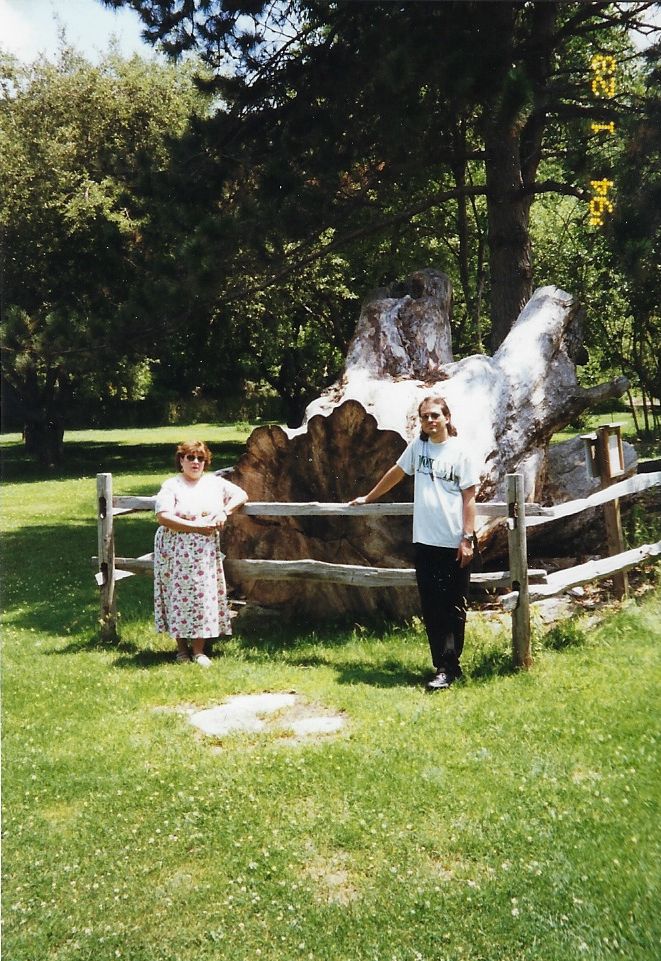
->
xmin=300 ymin=849 xmax=361 ymax=905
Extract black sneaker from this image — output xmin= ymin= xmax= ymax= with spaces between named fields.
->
xmin=426 ymin=670 xmax=454 ymax=691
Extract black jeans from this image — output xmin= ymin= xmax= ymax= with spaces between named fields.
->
xmin=414 ymin=543 xmax=471 ymax=675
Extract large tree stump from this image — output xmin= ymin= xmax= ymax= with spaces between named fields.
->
xmin=225 ymin=401 xmax=417 ymax=618
xmin=224 ymin=269 xmax=629 ymax=619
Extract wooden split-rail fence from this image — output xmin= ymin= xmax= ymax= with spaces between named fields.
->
xmin=94 ymin=466 xmax=660 ymax=668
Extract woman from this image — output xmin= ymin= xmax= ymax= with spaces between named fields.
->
xmin=154 ymin=441 xmax=248 ymax=667
xmin=350 ymin=395 xmax=479 ymax=690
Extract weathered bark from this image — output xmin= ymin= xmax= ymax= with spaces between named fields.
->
xmin=484 ymin=128 xmax=534 ymax=352
xmin=482 ymin=2 xmax=557 ymax=351
xmin=224 ymin=269 xmax=629 ymax=620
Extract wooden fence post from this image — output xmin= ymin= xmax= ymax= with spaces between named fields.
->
xmin=506 ymin=473 xmax=532 ymax=669
xmin=595 ymin=426 xmax=628 ymax=599
xmin=97 ymin=472 xmax=118 ymax=641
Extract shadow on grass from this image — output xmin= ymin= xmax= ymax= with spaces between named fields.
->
xmin=234 ymin=614 xmax=413 ymax=649
xmin=1 ymin=523 xmax=99 ymax=632
xmin=234 ymin=612 xmax=520 ymax=684
xmin=284 ymin=652 xmax=424 ymax=688
xmin=48 ymin=625 xmax=424 ymax=684
xmin=1 ymin=519 xmax=155 ymax=636
xmin=47 ymin=633 xmax=125 ymax=655
xmin=232 ymin=620 xmax=516 ymax=687
xmin=111 ymin=649 xmax=175 ymax=669
xmin=329 ymin=661 xmax=424 ymax=688
xmin=1 ymin=438 xmax=247 ymax=484
xmin=292 ymin=650 xmax=515 ymax=687
xmin=47 ymin=630 xmax=177 ymax=670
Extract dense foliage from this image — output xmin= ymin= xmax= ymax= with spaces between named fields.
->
xmin=0 ymin=48 xmax=209 ymax=460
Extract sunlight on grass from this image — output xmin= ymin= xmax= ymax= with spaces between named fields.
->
xmin=2 ymin=424 xmax=660 ymax=961
xmin=551 ymin=410 xmax=659 ymax=459
xmin=1 ymin=422 xmax=255 ymax=448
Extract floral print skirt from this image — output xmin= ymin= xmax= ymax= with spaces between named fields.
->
xmin=154 ymin=528 xmax=232 ymax=638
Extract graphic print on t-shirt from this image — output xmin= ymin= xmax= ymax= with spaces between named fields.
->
xmin=417 ymin=450 xmax=458 ymax=486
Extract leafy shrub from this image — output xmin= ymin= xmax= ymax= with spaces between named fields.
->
xmin=544 ymin=619 xmax=588 ymax=650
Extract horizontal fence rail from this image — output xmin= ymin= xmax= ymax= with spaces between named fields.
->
xmin=92 ymin=553 xmax=549 ymax=590
xmin=525 ymin=472 xmax=661 ymax=527
xmin=111 ymin=496 xmax=548 ymax=518
xmin=500 ymin=541 xmax=661 ymax=611
xmin=110 ymin=472 xmax=659 ymax=524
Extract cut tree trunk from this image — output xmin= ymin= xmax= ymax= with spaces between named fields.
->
xmin=224 ymin=269 xmax=629 ymax=620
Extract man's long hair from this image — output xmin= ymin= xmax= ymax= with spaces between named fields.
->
xmin=418 ymin=394 xmax=458 ymax=440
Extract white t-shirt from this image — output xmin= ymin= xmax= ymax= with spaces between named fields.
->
xmin=396 ymin=436 xmax=479 ymax=548
xmin=154 ymin=473 xmax=244 ymax=521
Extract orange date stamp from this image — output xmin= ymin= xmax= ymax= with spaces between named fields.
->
xmin=589 ymin=54 xmax=616 ymax=227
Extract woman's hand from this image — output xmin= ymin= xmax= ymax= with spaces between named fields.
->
xmin=196 ymin=519 xmax=218 ymax=536
xmin=348 ymin=495 xmax=368 ymax=506
xmin=195 ymin=511 xmax=228 ymax=534
xmin=157 ymin=511 xmax=216 ymax=535
xmin=213 ymin=510 xmax=228 ymax=529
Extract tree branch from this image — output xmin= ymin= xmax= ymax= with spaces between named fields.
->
xmin=521 ymin=181 xmax=588 ymax=200
xmin=221 ymin=184 xmax=487 ymax=304
xmin=553 ymin=1 xmax=657 ymax=44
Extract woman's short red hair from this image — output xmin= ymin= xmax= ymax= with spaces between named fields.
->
xmin=175 ymin=440 xmax=212 ymax=472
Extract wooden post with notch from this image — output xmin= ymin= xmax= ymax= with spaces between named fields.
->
xmin=595 ymin=425 xmax=628 ymax=599
xmin=506 ymin=473 xmax=532 ymax=669
xmin=97 ymin=472 xmax=118 ymax=641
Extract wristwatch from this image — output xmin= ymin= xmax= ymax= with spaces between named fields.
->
xmin=462 ymin=532 xmax=474 ymax=543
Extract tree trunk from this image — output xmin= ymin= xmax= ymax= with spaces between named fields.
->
xmin=485 ymin=126 xmax=534 ymax=352
xmin=482 ymin=2 xmax=556 ymax=352
xmin=224 ymin=269 xmax=629 ymax=621
xmin=23 ymin=414 xmax=64 ymax=468
xmin=15 ymin=365 xmax=66 ymax=467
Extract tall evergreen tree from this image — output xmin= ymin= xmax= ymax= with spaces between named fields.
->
xmin=104 ymin=0 xmax=658 ymax=348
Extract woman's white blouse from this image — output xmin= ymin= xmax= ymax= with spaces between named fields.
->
xmin=154 ymin=474 xmax=244 ymax=520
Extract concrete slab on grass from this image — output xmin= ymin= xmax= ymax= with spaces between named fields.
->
xmin=188 ymin=692 xmax=345 ymax=742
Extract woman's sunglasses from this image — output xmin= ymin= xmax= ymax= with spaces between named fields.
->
xmin=184 ymin=454 xmax=206 ymax=462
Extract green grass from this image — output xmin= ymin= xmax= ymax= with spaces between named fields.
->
xmin=552 ymin=411 xmax=659 ymax=460
xmin=0 ymin=423 xmax=255 ymax=486
xmin=2 ymin=425 xmax=660 ymax=961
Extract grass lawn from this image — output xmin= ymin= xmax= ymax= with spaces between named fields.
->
xmin=551 ymin=411 xmax=659 ymax=461
xmin=2 ymin=424 xmax=660 ymax=961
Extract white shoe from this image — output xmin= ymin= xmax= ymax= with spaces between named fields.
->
xmin=193 ymin=654 xmax=212 ymax=668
